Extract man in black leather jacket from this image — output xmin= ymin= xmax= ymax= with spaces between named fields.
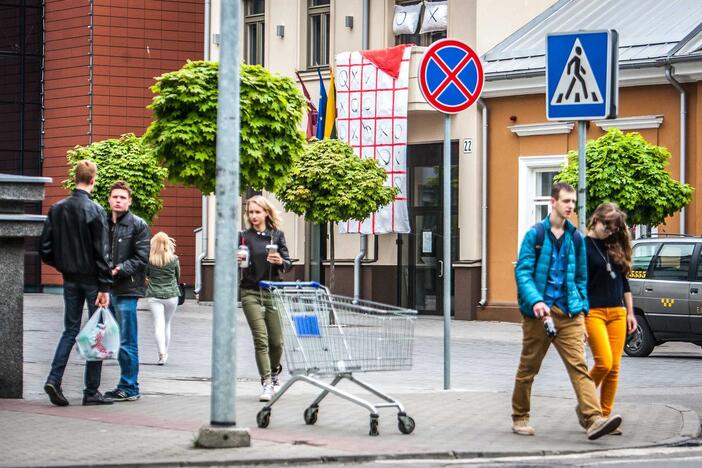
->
xmin=40 ymin=160 xmax=114 ymax=407
xmin=103 ymin=180 xmax=150 ymax=402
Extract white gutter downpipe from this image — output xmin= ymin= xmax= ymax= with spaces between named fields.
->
xmin=353 ymin=0 xmax=370 ymax=303
xmin=478 ymin=99 xmax=488 ymax=306
xmin=195 ymin=0 xmax=212 ymax=295
xmin=664 ymin=64 xmax=687 ymax=234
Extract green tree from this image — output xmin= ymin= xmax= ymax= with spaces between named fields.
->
xmin=276 ymin=139 xmax=398 ymax=289
xmin=64 ymin=133 xmax=168 ymax=223
xmin=144 ymin=60 xmax=306 ymax=195
xmin=555 ymin=128 xmax=693 ymax=226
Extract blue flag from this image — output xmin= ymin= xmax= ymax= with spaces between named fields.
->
xmin=315 ymin=68 xmax=327 ymax=140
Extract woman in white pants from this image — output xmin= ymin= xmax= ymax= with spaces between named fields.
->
xmin=145 ymin=232 xmax=180 ymax=365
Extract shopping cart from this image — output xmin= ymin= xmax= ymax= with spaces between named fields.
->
xmin=256 ymin=281 xmax=417 ymax=436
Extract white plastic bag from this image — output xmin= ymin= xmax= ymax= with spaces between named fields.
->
xmin=393 ymin=2 xmax=422 ymax=35
xmin=76 ymin=307 xmax=120 ymax=361
xmin=419 ymin=1 xmax=448 ymax=34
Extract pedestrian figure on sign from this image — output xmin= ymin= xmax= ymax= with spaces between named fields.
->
xmin=565 ymin=46 xmax=588 ymax=102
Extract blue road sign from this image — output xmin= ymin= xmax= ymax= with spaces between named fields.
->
xmin=546 ymin=30 xmax=618 ymax=120
xmin=418 ymin=39 xmax=484 ymax=114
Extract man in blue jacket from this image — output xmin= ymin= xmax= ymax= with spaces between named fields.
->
xmin=512 ymin=182 xmax=621 ymax=440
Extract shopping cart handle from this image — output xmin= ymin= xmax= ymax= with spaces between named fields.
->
xmin=259 ymin=281 xmax=323 ymax=289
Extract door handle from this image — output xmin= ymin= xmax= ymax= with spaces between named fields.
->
xmin=644 ymin=287 xmax=654 ymax=292
xmin=438 ymin=260 xmax=444 ymax=278
xmin=692 ymin=288 xmax=699 ymax=294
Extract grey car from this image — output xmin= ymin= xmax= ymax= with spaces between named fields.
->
xmin=626 ymin=236 xmax=702 ymax=357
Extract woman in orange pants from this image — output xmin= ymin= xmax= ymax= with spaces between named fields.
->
xmin=584 ymin=203 xmax=637 ymax=434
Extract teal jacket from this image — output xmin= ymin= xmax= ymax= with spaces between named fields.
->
xmin=515 ymin=216 xmax=588 ymax=318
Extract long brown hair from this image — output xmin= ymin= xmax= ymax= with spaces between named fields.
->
xmin=587 ymin=203 xmax=632 ymax=276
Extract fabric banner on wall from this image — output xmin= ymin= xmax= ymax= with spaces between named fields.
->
xmin=335 ymin=44 xmax=412 ymax=234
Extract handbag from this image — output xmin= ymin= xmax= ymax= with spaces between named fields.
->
xmin=177 ymin=282 xmax=186 ymax=305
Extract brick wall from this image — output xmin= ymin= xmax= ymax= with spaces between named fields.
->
xmin=42 ymin=0 xmax=204 ymax=287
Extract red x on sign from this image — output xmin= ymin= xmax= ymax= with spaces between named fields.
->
xmin=418 ymin=39 xmax=484 ymax=114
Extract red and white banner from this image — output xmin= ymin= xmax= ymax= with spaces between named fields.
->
xmin=335 ymin=45 xmax=412 ymax=234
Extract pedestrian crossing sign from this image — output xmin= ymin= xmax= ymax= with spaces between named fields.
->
xmin=546 ymin=30 xmax=618 ymax=120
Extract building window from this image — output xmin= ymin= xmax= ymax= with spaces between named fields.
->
xmin=308 ymin=0 xmax=330 ymax=67
xmin=394 ymin=1 xmax=447 ymax=47
xmin=244 ymin=0 xmax=265 ymax=65
xmin=517 ymin=156 xmax=567 ymax=244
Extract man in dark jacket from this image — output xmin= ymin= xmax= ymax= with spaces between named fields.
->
xmin=40 ymin=160 xmax=114 ymax=406
xmin=103 ymin=180 xmax=150 ymax=402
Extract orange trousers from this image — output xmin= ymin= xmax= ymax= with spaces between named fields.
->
xmin=585 ymin=306 xmax=627 ymax=417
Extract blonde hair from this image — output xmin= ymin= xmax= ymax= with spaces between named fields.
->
xmin=149 ymin=231 xmax=176 ymax=267
xmin=245 ymin=195 xmax=281 ymax=230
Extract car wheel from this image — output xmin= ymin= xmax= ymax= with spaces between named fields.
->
xmin=624 ymin=318 xmax=656 ymax=357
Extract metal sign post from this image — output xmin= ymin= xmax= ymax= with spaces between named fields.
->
xmin=418 ymin=39 xmax=484 ymax=390
xmin=546 ymin=30 xmax=618 ymax=230
xmin=196 ymin=0 xmax=250 ymax=448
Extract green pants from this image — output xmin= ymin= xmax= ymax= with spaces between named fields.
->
xmin=240 ymin=288 xmax=283 ymax=381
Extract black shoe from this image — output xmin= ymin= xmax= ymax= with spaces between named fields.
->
xmin=82 ymin=391 xmax=114 ymax=406
xmin=44 ymin=382 xmax=69 ymax=407
xmin=104 ymin=388 xmax=140 ymax=402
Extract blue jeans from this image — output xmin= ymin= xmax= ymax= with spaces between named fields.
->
xmin=47 ymin=281 xmax=103 ymax=395
xmin=110 ymin=296 xmax=140 ymax=396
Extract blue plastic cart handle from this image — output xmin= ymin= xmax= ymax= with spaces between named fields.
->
xmin=259 ymin=281 xmax=322 ymax=289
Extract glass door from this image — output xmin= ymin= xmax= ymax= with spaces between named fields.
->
xmin=400 ymin=143 xmax=457 ymax=315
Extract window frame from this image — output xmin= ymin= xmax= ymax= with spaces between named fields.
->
xmin=307 ymin=0 xmax=330 ymax=68
xmin=517 ymin=155 xmax=567 ymax=247
xmin=394 ymin=0 xmax=447 ymax=47
xmin=631 ymin=242 xmax=661 ymax=275
xmin=244 ymin=0 xmax=265 ymax=66
xmin=649 ymin=242 xmax=696 ymax=281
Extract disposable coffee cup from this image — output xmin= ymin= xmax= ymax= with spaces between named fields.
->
xmin=266 ymin=244 xmax=278 ymax=253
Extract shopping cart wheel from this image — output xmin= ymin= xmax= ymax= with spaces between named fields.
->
xmin=369 ymin=414 xmax=380 ymax=436
xmin=303 ymin=405 xmax=319 ymax=425
xmin=256 ymin=408 xmax=271 ymax=428
xmin=397 ymin=412 xmax=415 ymax=435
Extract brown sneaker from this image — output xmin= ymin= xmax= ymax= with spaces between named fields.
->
xmin=512 ymin=419 xmax=535 ymax=436
xmin=574 ymin=404 xmax=587 ymax=429
xmin=586 ymin=414 xmax=622 ymax=440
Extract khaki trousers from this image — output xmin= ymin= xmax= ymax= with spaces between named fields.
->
xmin=511 ymin=306 xmax=602 ymax=427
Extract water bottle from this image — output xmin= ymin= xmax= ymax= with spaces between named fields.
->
xmin=543 ymin=316 xmax=557 ymax=338
xmin=238 ymin=243 xmax=250 ymax=269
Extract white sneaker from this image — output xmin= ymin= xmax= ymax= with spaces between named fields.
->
xmin=272 ymin=376 xmax=281 ymax=393
xmin=157 ymin=353 xmax=168 ymax=365
xmin=259 ymin=383 xmax=274 ymax=402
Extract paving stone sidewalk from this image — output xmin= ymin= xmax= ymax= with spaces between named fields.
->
xmin=0 ymin=294 xmax=698 ymax=467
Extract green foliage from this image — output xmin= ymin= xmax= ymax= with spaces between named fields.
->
xmin=555 ymin=128 xmax=693 ymax=226
xmin=144 ymin=60 xmax=306 ymax=195
xmin=64 ymin=134 xmax=168 ymax=223
xmin=276 ymin=139 xmax=399 ymax=224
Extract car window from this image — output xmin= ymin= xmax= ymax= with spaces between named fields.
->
xmin=630 ymin=242 xmax=660 ymax=277
xmin=649 ymin=243 xmax=695 ymax=281
xmin=696 ymin=249 xmax=702 ymax=281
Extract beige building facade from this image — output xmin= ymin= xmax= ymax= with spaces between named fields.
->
xmin=201 ymin=0 xmax=556 ymax=319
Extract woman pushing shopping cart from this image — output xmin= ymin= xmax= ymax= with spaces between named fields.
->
xmin=256 ymin=281 xmax=417 ymax=436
